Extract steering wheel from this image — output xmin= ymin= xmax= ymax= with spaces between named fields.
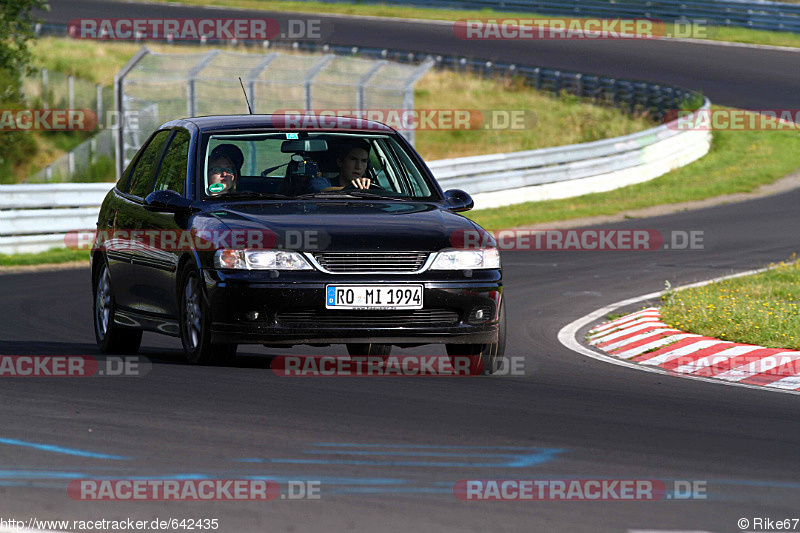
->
xmin=341 ymin=180 xmax=384 ymax=191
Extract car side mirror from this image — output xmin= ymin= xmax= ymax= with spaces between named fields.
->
xmin=144 ymin=190 xmax=193 ymax=213
xmin=443 ymin=189 xmax=474 ymax=212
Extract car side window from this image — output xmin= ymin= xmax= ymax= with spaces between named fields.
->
xmin=127 ymin=130 xmax=171 ymax=198
xmin=153 ymin=129 xmax=190 ymax=195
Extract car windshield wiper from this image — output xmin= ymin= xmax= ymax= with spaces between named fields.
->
xmin=339 ymin=190 xmax=414 ymax=201
xmin=295 ymin=190 xmax=413 ymax=201
xmin=205 ymin=192 xmax=290 ymax=200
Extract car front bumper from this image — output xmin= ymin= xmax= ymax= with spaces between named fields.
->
xmin=203 ymin=269 xmax=502 ymax=346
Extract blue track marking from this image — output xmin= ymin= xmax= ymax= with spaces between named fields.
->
xmin=237 ymin=443 xmax=564 ymax=468
xmin=0 ymin=438 xmax=131 ymax=460
xmin=0 ymin=470 xmax=89 ymax=479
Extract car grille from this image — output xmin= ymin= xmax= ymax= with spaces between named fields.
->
xmin=312 ymin=252 xmax=429 ymax=273
xmin=276 ymin=309 xmax=460 ymax=328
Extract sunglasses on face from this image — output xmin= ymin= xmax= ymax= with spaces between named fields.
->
xmin=209 ymin=166 xmax=235 ymax=175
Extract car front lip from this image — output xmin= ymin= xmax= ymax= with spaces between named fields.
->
xmin=204 ymin=269 xmax=502 ymax=345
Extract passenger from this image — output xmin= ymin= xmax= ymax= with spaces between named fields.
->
xmin=306 ymin=140 xmax=373 ymax=193
xmin=207 ymin=144 xmax=244 ymax=195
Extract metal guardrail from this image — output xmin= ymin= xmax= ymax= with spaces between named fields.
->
xmin=300 ymin=0 xmax=800 ymax=33
xmin=0 ymin=102 xmax=711 ymax=254
xmin=430 ymin=99 xmax=712 ymax=208
xmin=0 ymin=184 xmax=112 ymax=254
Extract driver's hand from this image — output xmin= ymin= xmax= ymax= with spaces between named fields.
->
xmin=350 ymin=177 xmax=371 ymax=189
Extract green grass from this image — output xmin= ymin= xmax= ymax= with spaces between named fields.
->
xmin=109 ymin=0 xmax=800 ymax=49
xmin=0 ymin=248 xmax=90 ymax=267
xmin=467 ymin=114 xmax=800 ymax=230
xmin=661 ymin=256 xmax=800 ymax=350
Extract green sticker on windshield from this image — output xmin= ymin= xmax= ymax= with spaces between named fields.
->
xmin=209 ymin=183 xmax=225 ymax=193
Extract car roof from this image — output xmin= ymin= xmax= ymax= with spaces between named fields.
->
xmin=159 ymin=114 xmax=396 ymax=134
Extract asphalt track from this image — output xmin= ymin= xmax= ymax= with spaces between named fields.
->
xmin=2 ymin=1 xmax=798 ymax=531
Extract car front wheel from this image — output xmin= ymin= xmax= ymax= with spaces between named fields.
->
xmin=179 ymin=266 xmax=236 ymax=365
xmin=93 ymin=261 xmax=142 ymax=354
xmin=446 ymin=301 xmax=506 ymax=376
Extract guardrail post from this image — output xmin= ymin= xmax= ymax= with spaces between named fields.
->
xmin=555 ymin=71 xmax=562 ymax=94
xmin=68 ymin=152 xmax=75 ymax=180
xmin=611 ymin=79 xmax=618 ymax=106
xmin=90 ymin=137 xmax=97 ymax=168
xmin=575 ymin=73 xmax=583 ymax=98
xmin=42 ymin=68 xmax=48 ymax=110
xmin=533 ymin=67 xmax=541 ymax=90
xmin=629 ymin=83 xmax=637 ymax=114
xmin=68 ymin=75 xmax=74 ymax=110
xmin=96 ymin=84 xmax=103 ymax=126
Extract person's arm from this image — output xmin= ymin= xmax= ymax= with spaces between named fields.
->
xmin=307 ymin=175 xmax=334 ymax=193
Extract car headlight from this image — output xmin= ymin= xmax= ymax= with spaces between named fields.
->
xmin=430 ymin=248 xmax=500 ymax=270
xmin=214 ymin=249 xmax=313 ymax=270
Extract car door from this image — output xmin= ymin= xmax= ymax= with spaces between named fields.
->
xmin=114 ymin=129 xmax=172 ymax=312
xmin=135 ymin=128 xmax=192 ymax=318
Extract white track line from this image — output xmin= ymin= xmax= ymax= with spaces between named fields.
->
xmin=557 ymin=267 xmax=800 ymax=396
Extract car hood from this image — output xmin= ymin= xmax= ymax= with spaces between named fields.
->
xmin=196 ymin=200 xmax=482 ymax=251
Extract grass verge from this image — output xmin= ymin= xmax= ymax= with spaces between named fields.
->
xmin=660 ymin=256 xmax=800 ymax=350
xmin=115 ymin=0 xmax=800 ymax=49
xmin=0 ymin=248 xmax=90 ymax=267
xmin=467 ymin=114 xmax=800 ymax=230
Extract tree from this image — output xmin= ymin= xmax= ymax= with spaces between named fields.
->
xmin=0 ymin=0 xmax=48 ymax=182
xmin=0 ymin=0 xmax=49 ymax=77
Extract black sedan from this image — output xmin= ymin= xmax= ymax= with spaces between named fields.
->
xmin=91 ymin=115 xmax=504 ymax=374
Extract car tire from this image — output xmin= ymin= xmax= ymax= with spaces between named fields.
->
xmin=346 ymin=343 xmax=392 ymax=358
xmin=93 ymin=261 xmax=142 ymax=354
xmin=446 ymin=301 xmax=506 ymax=376
xmin=179 ymin=266 xmax=236 ymax=365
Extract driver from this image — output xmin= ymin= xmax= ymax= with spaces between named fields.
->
xmin=305 ymin=140 xmax=372 ymax=193
xmin=207 ymin=144 xmax=244 ymax=195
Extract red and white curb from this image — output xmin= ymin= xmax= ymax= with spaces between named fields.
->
xmin=588 ymin=308 xmax=800 ymax=391
xmin=557 ymin=266 xmax=800 ymax=396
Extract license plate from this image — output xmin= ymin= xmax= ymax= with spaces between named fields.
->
xmin=325 ymin=285 xmax=423 ymax=310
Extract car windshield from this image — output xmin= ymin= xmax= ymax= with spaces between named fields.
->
xmin=201 ymin=132 xmax=435 ymax=200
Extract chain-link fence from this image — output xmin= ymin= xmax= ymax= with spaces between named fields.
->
xmin=24 ymin=69 xmax=113 ymax=120
xmin=32 ymin=129 xmax=116 ymax=183
xmin=116 ymin=47 xmax=432 ymax=178
xmin=24 ymin=69 xmax=115 ymax=183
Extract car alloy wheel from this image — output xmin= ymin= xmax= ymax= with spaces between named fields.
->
xmin=93 ymin=261 xmax=142 ymax=354
xmin=179 ymin=266 xmax=236 ymax=365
